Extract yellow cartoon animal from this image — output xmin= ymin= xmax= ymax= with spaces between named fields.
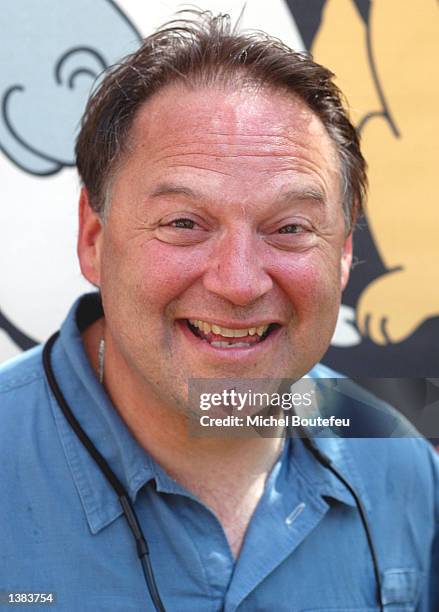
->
xmin=313 ymin=0 xmax=439 ymax=345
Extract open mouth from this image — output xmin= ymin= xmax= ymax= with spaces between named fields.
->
xmin=185 ymin=319 xmax=280 ymax=348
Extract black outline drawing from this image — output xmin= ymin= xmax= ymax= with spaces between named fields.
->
xmin=0 ymin=0 xmax=142 ymax=351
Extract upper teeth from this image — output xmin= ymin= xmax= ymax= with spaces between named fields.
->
xmin=188 ymin=320 xmax=270 ymax=337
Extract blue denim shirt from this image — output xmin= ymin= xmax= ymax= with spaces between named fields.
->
xmin=1 ymin=295 xmax=438 ymax=611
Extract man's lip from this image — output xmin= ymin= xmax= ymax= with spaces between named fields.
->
xmin=175 ymin=319 xmax=284 ymax=359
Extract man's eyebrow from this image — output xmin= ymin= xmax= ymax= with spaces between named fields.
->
xmin=277 ymin=188 xmax=326 ymax=205
xmin=150 ymin=183 xmax=202 ymax=200
xmin=149 ymin=183 xmax=326 ymax=206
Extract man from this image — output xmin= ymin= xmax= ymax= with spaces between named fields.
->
xmin=1 ymin=11 xmax=438 ymax=611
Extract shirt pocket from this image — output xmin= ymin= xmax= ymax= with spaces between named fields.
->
xmin=299 ymin=569 xmax=422 ymax=612
xmin=381 ymin=568 xmax=422 ymax=611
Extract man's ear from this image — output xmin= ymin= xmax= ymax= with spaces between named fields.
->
xmin=77 ymin=188 xmax=104 ymax=287
xmin=341 ymin=233 xmax=353 ymax=291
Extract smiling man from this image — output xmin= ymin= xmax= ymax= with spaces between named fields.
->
xmin=1 ymin=11 xmax=438 ymax=612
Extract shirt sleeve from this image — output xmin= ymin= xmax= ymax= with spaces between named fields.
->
xmin=428 ymin=528 xmax=439 ymax=611
xmin=417 ymin=443 xmax=439 ymax=611
xmin=429 ymin=445 xmax=439 ymax=610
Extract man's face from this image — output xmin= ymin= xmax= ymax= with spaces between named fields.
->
xmin=79 ymin=85 xmax=352 ymax=411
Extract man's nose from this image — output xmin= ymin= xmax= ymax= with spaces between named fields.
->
xmin=202 ymin=229 xmax=273 ymax=306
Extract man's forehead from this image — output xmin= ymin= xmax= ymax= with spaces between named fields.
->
xmin=117 ymin=83 xmax=342 ymax=208
xmin=130 ymin=83 xmax=332 ymax=149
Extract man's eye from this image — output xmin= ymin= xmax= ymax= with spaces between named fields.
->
xmin=278 ymin=224 xmax=304 ymax=234
xmin=169 ymin=218 xmax=196 ymax=229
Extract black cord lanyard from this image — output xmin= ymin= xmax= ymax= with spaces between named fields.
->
xmin=299 ymin=433 xmax=383 ymax=611
xmin=43 ymin=332 xmax=165 ymax=612
xmin=42 ymin=331 xmax=383 ymax=612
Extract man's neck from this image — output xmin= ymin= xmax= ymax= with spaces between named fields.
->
xmin=82 ymin=319 xmax=285 ymax=556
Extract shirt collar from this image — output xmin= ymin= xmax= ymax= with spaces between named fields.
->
xmin=291 ymin=434 xmax=371 ymax=511
xmin=49 ymin=293 xmax=369 ymax=534
xmin=304 ymin=362 xmax=372 ymax=510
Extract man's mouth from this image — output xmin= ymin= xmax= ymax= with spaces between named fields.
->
xmin=185 ymin=319 xmax=279 ymax=348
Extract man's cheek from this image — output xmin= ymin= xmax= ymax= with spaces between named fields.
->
xmin=140 ymin=251 xmax=206 ymax=297
xmin=281 ymin=262 xmax=328 ymax=303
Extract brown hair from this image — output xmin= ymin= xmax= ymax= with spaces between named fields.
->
xmin=75 ymin=9 xmax=367 ymax=229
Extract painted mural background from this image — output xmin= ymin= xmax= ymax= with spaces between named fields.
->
xmin=1 ymin=1 xmax=438 ymax=435
xmin=289 ymin=0 xmax=439 ymax=378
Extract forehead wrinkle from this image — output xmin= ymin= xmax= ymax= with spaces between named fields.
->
xmin=165 ymin=162 xmax=232 ymax=177
xmin=149 ymin=181 xmax=327 ymax=209
xmin=156 ymin=130 xmax=308 ymax=150
xmin=152 ymin=137 xmax=294 ymax=156
xmin=153 ymin=151 xmax=306 ymax=162
xmin=203 ymin=133 xmax=286 ymax=141
xmin=149 ymin=152 xmax=335 ymax=194
xmin=149 ymin=138 xmax=326 ymax=165
xmin=149 ymin=129 xmax=333 ymax=165
xmin=158 ymin=131 xmax=287 ymax=142
xmin=146 ymin=135 xmax=337 ymax=194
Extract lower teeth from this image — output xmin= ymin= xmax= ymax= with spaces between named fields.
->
xmin=210 ymin=341 xmax=251 ymax=348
